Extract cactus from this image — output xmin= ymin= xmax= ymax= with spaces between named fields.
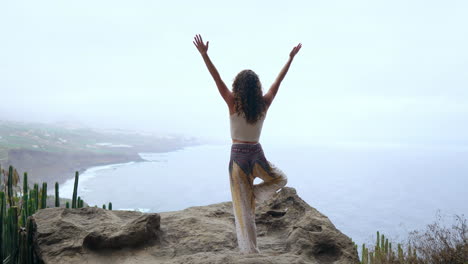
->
xmin=361 ymin=243 xmax=368 ymax=264
xmin=66 ymin=201 xmax=70 ymax=208
xmin=26 ymin=216 xmax=35 ymax=263
xmin=8 ymin=206 xmax=19 ymax=263
xmin=102 ymin=204 xmax=106 ymax=210
xmin=359 ymin=232 xmax=399 ymax=263
xmin=0 ymin=192 xmax=4 ymax=262
xmin=77 ymin=196 xmax=84 ymax=208
xmin=20 ymin=208 xmax=26 ymax=228
xmin=18 ymin=226 xmax=27 ymax=264
xmin=384 ymin=238 xmax=389 ymax=254
xmin=29 ymin=189 xmax=36 ymax=215
xmin=376 ymin=231 xmax=380 ymax=249
xmin=55 ymin=182 xmax=60 ymax=207
xmin=23 ymin=172 xmax=29 ymax=218
xmin=108 ymin=202 xmax=112 ymax=210
xmin=0 ymin=167 xmax=85 ymax=263
xmin=38 ymin=186 xmax=42 ymax=208
xmin=381 ymin=234 xmax=385 ymax=253
xmin=41 ymin=182 xmax=47 ymax=209
xmin=72 ymin=171 xmax=79 ymax=208
xmin=398 ymin=243 xmax=403 ymax=260
xmin=33 ymin=183 xmax=39 ymax=210
xmin=8 ymin=166 xmax=14 ymax=207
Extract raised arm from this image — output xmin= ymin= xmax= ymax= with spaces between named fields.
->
xmin=264 ymin=43 xmax=302 ymax=107
xmin=193 ymin=34 xmax=234 ymax=108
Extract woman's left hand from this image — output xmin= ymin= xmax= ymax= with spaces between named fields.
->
xmin=193 ymin=34 xmax=209 ymax=55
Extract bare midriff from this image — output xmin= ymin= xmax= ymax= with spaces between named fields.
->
xmin=232 ymin=139 xmax=259 ymax=144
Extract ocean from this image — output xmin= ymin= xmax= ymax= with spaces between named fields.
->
xmin=60 ymin=143 xmax=468 ymax=247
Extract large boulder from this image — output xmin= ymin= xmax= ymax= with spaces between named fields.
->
xmin=32 ymin=187 xmax=359 ymax=264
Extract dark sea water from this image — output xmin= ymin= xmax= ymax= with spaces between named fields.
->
xmin=61 ymin=143 xmax=468 ymax=247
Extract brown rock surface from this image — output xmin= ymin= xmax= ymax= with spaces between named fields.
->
xmin=32 ymin=187 xmax=359 ymax=264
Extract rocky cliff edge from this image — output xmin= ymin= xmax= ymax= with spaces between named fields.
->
xmin=31 ymin=187 xmax=359 ymax=264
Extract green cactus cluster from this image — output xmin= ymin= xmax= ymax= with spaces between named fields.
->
xmin=77 ymin=196 xmax=84 ymax=208
xmin=358 ymin=231 xmax=419 ymax=264
xmin=0 ymin=165 xmax=113 ymax=263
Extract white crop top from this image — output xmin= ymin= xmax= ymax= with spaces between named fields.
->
xmin=230 ymin=112 xmax=266 ymax=142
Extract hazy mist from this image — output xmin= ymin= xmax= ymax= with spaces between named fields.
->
xmin=1 ymin=0 xmax=467 ymax=146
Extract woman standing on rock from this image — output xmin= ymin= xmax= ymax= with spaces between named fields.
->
xmin=193 ymin=34 xmax=301 ymax=254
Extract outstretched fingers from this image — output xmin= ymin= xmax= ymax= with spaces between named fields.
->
xmin=294 ymin=43 xmax=302 ymax=53
xmin=193 ymin=34 xmax=202 ymax=45
xmin=290 ymin=43 xmax=302 ymax=57
xmin=193 ymin=34 xmax=209 ymax=54
xmin=296 ymin=43 xmax=302 ymax=52
xmin=193 ymin=34 xmax=200 ymax=45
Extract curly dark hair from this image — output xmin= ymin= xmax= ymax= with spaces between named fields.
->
xmin=232 ymin=69 xmax=267 ymax=124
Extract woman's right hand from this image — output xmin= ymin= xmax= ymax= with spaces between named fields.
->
xmin=193 ymin=34 xmax=209 ymax=55
xmin=289 ymin=43 xmax=302 ymax=59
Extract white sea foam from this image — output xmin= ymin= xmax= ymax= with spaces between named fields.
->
xmin=115 ymin=208 xmax=151 ymax=213
xmin=139 ymin=152 xmax=169 ymax=162
xmin=95 ymin=142 xmax=132 ymax=148
xmin=60 ymin=161 xmax=136 ymax=199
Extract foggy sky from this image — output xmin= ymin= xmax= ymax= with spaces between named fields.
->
xmin=1 ymin=0 xmax=467 ymax=145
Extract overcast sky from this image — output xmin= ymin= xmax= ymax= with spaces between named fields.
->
xmin=1 ymin=0 xmax=467 ymax=145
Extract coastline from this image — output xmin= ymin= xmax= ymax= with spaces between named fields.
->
xmin=4 ymin=145 xmax=192 ymax=188
xmin=60 ymin=160 xmax=139 ymax=199
xmin=0 ymin=119 xmax=200 ymax=187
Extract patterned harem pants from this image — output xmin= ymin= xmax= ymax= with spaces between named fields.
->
xmin=229 ymin=143 xmax=288 ymax=253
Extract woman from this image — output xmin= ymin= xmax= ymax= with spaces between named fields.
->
xmin=193 ymin=34 xmax=302 ymax=254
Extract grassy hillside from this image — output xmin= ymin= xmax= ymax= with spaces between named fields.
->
xmin=0 ymin=120 xmax=196 ymax=159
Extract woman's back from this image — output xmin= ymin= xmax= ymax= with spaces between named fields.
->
xmin=230 ymin=112 xmax=266 ymax=142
